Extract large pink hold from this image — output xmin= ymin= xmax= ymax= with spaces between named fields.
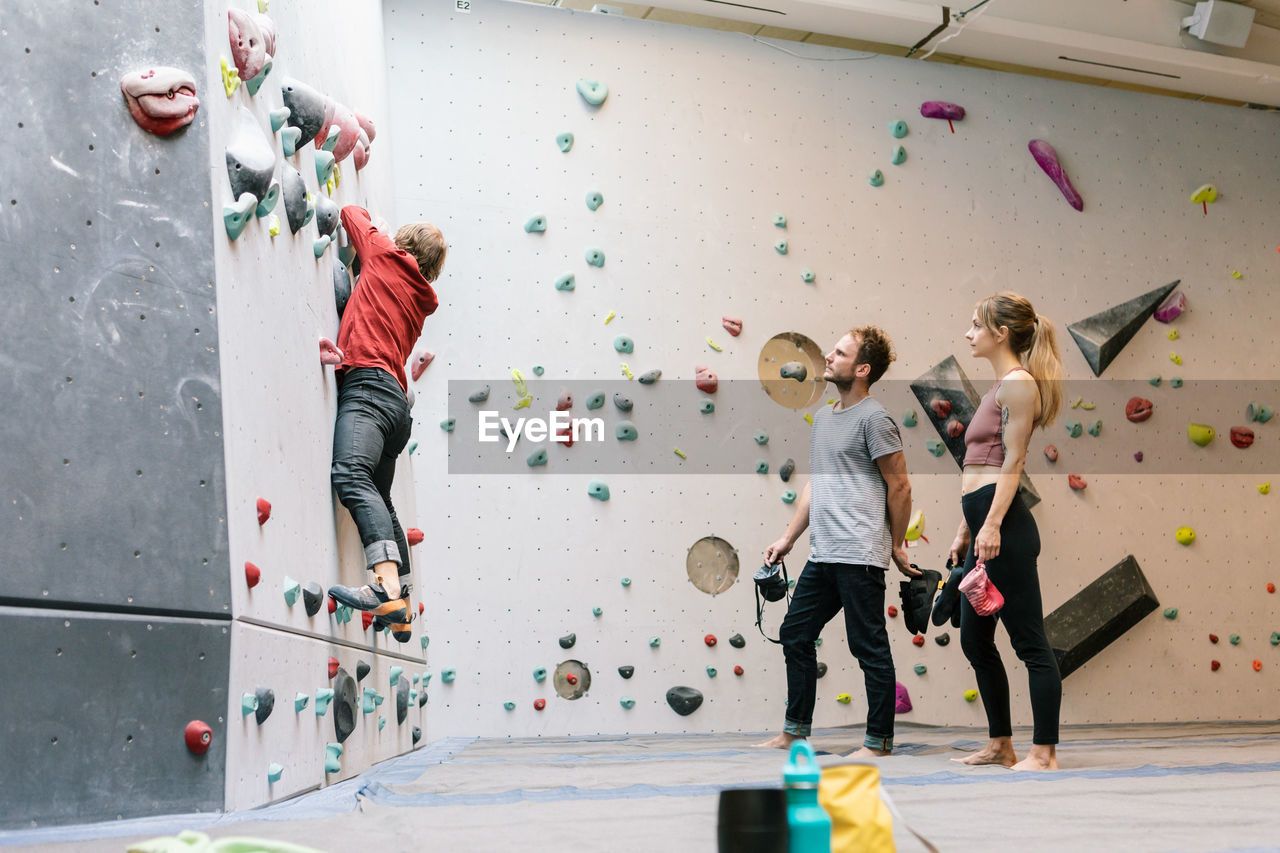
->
xmin=120 ymin=67 xmax=199 ymax=136
xmin=227 ymin=9 xmax=268 ymax=81
xmin=410 ymin=350 xmax=434 ymax=381
xmin=920 ymin=101 xmax=964 ymax=120
xmin=1028 ymin=139 xmax=1083 ymax=212
xmin=352 ymin=128 xmax=372 ymax=171
xmin=355 ymin=111 xmax=377 ymax=144
xmin=695 ymin=365 xmax=718 ymax=394
xmin=721 ymin=316 xmax=742 ymax=337
xmin=329 ymin=103 xmax=362 ymax=162
xmin=895 ymin=682 xmax=912 ymax=714
xmin=1153 ymin=290 xmax=1187 ymax=323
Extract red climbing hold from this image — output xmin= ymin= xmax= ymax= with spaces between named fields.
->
xmin=556 ymin=389 xmax=574 ymax=411
xmin=410 ymin=350 xmax=435 ymax=381
xmin=734 ymin=665 xmax=744 ymax=676
xmin=244 ymin=561 xmax=261 ymax=588
xmin=1124 ymin=397 xmax=1154 ymax=423
xmin=328 ymin=656 xmax=339 ymax=679
xmin=912 ymin=635 xmax=925 ymax=647
xmin=704 ymin=634 xmax=717 ymax=647
xmin=184 ymin=720 xmax=213 ymax=755
xmin=887 ymin=605 xmax=898 ymax=618
xmin=1209 ymin=634 xmax=1219 ymax=644
xmin=533 ymin=698 xmax=546 ymax=711
xmin=419 ymin=601 xmax=425 ymax=615
xmin=1211 ymin=660 xmax=1221 ymax=671
xmin=555 ymin=422 xmax=574 ymax=447
xmin=327 ymin=595 xmax=337 ymax=614
xmin=1253 ymin=659 xmax=1264 ymax=672
xmin=945 ymin=418 xmax=965 ymax=439
xmin=722 ymin=316 xmax=743 ymax=337
xmin=361 ymin=611 xmax=374 ymax=630
xmin=1068 ymin=474 xmax=1087 ymax=491
xmin=695 ymin=365 xmax=718 ymax=394
xmin=929 ymin=399 xmax=951 ymax=419
xmin=257 ymin=498 xmax=271 ymax=525
xmin=1230 ymin=427 xmax=1255 ymax=449
xmin=407 ymin=528 xmax=424 ymax=546
xmin=566 ymin=674 xmax=578 ymax=685
xmin=1268 ymin=583 xmax=1276 ymax=594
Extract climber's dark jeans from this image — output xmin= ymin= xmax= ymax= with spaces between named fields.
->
xmin=331 ymin=368 xmax=412 ymax=576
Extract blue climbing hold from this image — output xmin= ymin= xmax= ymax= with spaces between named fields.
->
xmin=588 ymin=480 xmax=610 ymax=501
xmin=527 ymin=448 xmax=548 ymax=467
xmin=576 ymin=78 xmax=609 ymax=106
xmin=613 ymin=336 xmax=634 ymax=354
xmin=616 ymin=421 xmax=638 ymax=441
xmin=524 ymin=214 xmax=547 ymax=233
xmin=755 ymin=459 xmax=769 ymax=474
xmin=555 ymin=273 xmax=575 ymax=292
xmin=774 ymin=240 xmax=788 ymax=255
xmin=586 ymin=248 xmax=606 ymax=267
xmin=773 ymin=213 xmax=787 ymax=228
xmin=223 ymin=194 xmax=256 ymax=241
xmin=869 ymin=169 xmax=885 ymax=187
xmin=586 ymin=191 xmax=603 ymax=211
xmin=890 ymin=120 xmax=908 ymax=138
xmin=903 ymin=410 xmax=918 ymax=427
xmin=700 ymin=399 xmax=715 ymax=414
xmin=556 ymin=132 xmax=574 ymax=152
xmin=891 ymin=145 xmax=907 ymax=165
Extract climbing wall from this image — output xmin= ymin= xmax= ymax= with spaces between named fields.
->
xmin=385 ymin=1 xmax=1280 ymax=738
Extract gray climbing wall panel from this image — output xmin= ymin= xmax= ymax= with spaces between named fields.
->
xmin=0 ymin=607 xmax=230 ymax=829
xmin=0 ymin=0 xmax=227 ymax=615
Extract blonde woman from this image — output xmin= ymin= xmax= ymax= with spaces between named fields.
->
xmin=949 ymin=292 xmax=1063 ymax=771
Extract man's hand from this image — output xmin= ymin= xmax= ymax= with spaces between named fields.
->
xmin=764 ymin=536 xmax=793 ymax=566
xmin=892 ymin=544 xmax=920 ymax=577
xmin=949 ymin=533 xmax=971 ymax=569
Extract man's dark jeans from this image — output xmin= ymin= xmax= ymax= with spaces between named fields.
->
xmin=331 ymin=367 xmax=412 ymax=575
xmin=779 ymin=560 xmax=895 ymax=749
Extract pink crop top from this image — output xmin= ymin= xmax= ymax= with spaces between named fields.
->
xmin=962 ymin=369 xmax=1026 ymax=468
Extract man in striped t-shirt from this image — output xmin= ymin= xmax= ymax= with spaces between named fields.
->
xmin=758 ymin=327 xmax=918 ymax=757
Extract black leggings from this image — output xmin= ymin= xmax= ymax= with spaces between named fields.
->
xmin=960 ymin=484 xmax=1061 ymax=745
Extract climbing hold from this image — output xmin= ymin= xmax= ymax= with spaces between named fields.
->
xmin=905 ymin=509 xmax=926 ymax=543
xmin=946 ymin=418 xmax=966 ymax=439
xmin=887 ymin=605 xmax=898 ymax=618
xmin=935 ymin=633 xmax=950 ymax=646
xmin=816 ymin=662 xmax=828 ymax=677
xmin=1086 ymin=420 xmax=1102 ymax=437
xmin=532 ymin=365 xmax=544 ymax=376
xmin=889 ymin=120 xmax=908 ymax=138
xmin=559 ymin=633 xmax=577 ymax=649
xmin=281 ymin=125 xmax=302 ymax=156
xmin=638 ymin=369 xmax=661 ymax=385
xmin=613 ymin=393 xmax=633 ymax=412
xmin=389 ymin=666 xmax=403 ymax=688
xmin=913 ymin=664 xmax=927 ymax=676
xmin=722 ymin=316 xmax=743 ymax=337
xmin=755 ymin=460 xmax=769 ymax=475
xmin=1263 ymin=484 xmax=1273 ymax=495
xmin=523 ymin=214 xmax=547 ymax=233
xmin=556 ymin=132 xmax=574 ymax=152
xmin=780 ymin=362 xmax=807 ymax=382
xmin=798 ymin=268 xmax=816 ymax=284
xmin=244 ymin=562 xmax=261 ymax=588
xmin=649 ymin=637 xmax=661 ymax=648
xmin=252 ymin=689 xmax=274 ymax=725
xmin=526 ymin=448 xmax=548 ymax=467
xmin=269 ymin=106 xmax=290 ymax=133
xmin=781 ymin=489 xmax=797 ymax=504
xmin=868 ymin=169 xmax=884 ymax=187
xmin=121 ymin=67 xmax=200 ymax=137
xmin=533 ymin=698 xmax=546 ymax=711
xmin=773 ymin=213 xmax=788 ymax=228
xmin=920 ymin=101 xmax=965 ymax=121
xmin=441 ymin=669 xmax=456 ymax=683
xmin=706 ymin=667 xmax=718 ymax=678
xmin=576 ymin=78 xmax=608 ymax=106
xmin=410 ymin=350 xmax=435 ymax=382
xmin=566 ymin=673 xmax=579 ymax=686
xmin=929 ymin=399 xmax=952 ymax=419
xmin=587 ymin=481 xmax=610 ymax=501
xmin=912 ymin=635 xmax=925 ymax=647
xmin=324 ymin=743 xmax=342 ymax=774
xmin=733 ymin=666 xmax=745 ymax=676
xmin=964 ymin=689 xmax=978 ymax=703
xmin=774 ymin=240 xmax=788 ymax=255
xmin=282 ymin=576 xmax=301 ymax=607
xmin=468 ymin=386 xmax=490 ymax=404
xmin=1170 ymin=352 xmax=1183 ymax=366
xmin=533 ymin=667 xmax=548 ymax=683
xmin=224 ymin=109 xmax=277 ymax=208
xmin=585 ymin=248 xmax=605 ymax=267
xmin=1028 ymin=139 xmax=1083 ymax=211
xmin=1189 ymin=184 xmax=1218 ymax=205
xmin=313 ymin=235 xmax=332 ymax=258
xmin=1154 ymin=290 xmax=1188 ymax=323
xmin=665 ymin=686 xmax=704 ymax=716
xmin=1134 ymin=451 xmax=1144 ymax=462
xmin=586 ymin=191 xmax=603 ymax=211
xmin=902 ymin=411 xmax=918 ymax=428
xmin=1272 ymin=632 xmax=1280 ymax=646
xmin=302 ymin=581 xmax=324 ymax=616
xmin=1168 ymin=328 xmax=1180 ymax=341
xmin=591 ymin=607 xmax=603 ymax=618
xmin=227 ymin=8 xmax=271 ymax=81
xmin=618 ymin=697 xmax=636 ymax=710
xmin=574 ymin=390 xmax=604 ymax=412
xmin=925 ymin=440 xmax=946 ymax=457
xmin=1210 ymin=634 xmax=1219 ymax=644
xmin=728 ymin=633 xmax=746 ymax=649
xmin=890 ymin=145 xmax=906 ymax=165
xmin=704 ymin=633 xmax=718 ymax=647
xmin=280 ymin=165 xmax=307 ymax=236
xmin=267 ymin=215 xmax=280 ymax=237
xmin=754 ymin=430 xmax=769 ymax=446
xmin=836 ymin=693 xmax=852 ymax=705
xmin=620 ymin=364 xmax=633 ymax=380
xmin=440 ymin=418 xmax=456 ymax=432
xmin=1248 ymin=402 xmax=1275 ymax=423
xmin=895 ymin=683 xmax=913 ymax=714
xmin=320 ymin=124 xmax=340 ymax=153
xmin=223 ymin=194 xmax=256 ymax=242
xmin=779 ymin=458 xmax=795 ymax=483
xmin=549 ymin=272 xmax=576 ymax=293
xmin=184 ymin=720 xmax=212 ymax=755
xmin=360 ymin=611 xmax=374 ymax=631
xmin=266 ymin=762 xmax=284 ymax=784
xmin=318 ymin=337 xmax=344 ymax=367
xmin=240 ymin=692 xmax=258 ymax=718
xmin=1163 ymin=607 xmax=1178 ymax=619
xmin=314 ymin=196 xmax=339 ymax=238
xmin=1229 ymin=634 xmax=1241 ymax=645
xmin=1170 ymin=377 xmax=1184 ymax=389
xmin=1230 ymin=427 xmax=1255 ymax=448
xmin=1064 ymin=420 xmax=1083 ymax=438
xmin=1188 ymin=423 xmax=1215 ymax=446
xmin=621 ymin=577 xmax=632 ymax=587
xmin=615 ymin=421 xmax=638 ymax=441
xmin=1125 ymin=398 xmax=1154 ymax=423
xmin=220 ymin=57 xmax=241 ymax=98
xmin=1044 ymin=445 xmax=1058 ymax=462
xmin=1254 ymin=660 xmax=1264 ymax=671
xmin=1175 ymin=526 xmax=1196 ymax=545
xmin=706 ymin=337 xmax=724 ymax=352
xmin=699 ymin=400 xmax=715 ymax=415
xmin=255 ymin=182 xmax=280 ymax=218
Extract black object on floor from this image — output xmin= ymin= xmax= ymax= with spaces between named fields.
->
xmin=1044 ymin=554 xmax=1159 ymax=678
xmin=717 ymin=787 xmax=788 ymax=853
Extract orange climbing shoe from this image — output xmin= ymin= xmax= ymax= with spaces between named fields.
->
xmin=373 ymin=585 xmax=415 ymax=643
xmin=328 ymin=581 xmax=407 ymax=623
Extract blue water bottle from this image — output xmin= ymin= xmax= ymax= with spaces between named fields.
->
xmin=783 ymin=740 xmax=832 ymax=853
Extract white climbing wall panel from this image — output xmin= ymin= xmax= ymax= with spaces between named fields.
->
xmin=205 ymin=0 xmax=427 ymax=805
xmin=385 ymin=0 xmax=1280 ymax=739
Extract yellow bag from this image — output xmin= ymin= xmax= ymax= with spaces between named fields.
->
xmin=818 ymin=763 xmax=938 ymax=853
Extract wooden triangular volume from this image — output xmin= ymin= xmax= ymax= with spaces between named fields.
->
xmin=1067 ymin=280 xmax=1180 ymax=376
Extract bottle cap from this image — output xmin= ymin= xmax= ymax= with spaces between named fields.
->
xmin=783 ymin=739 xmax=821 ymax=787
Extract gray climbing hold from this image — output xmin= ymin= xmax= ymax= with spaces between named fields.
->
xmin=556 ymin=132 xmax=574 ymax=152
xmin=418 ymin=691 xmax=427 ymax=708
xmin=282 ymin=164 xmax=307 ymax=234
xmin=576 ymin=78 xmax=608 ymax=106
xmin=281 ymin=77 xmax=327 ymax=142
xmin=270 ymin=107 xmax=290 ymax=133
xmin=935 ymin=632 xmax=950 ymax=646
xmin=780 ymin=362 xmax=807 ymax=382
xmin=816 ymin=662 xmax=828 ymax=678
xmin=586 ymin=391 xmax=606 ymax=410
xmin=226 ymin=107 xmax=275 ymax=203
xmin=780 ymin=458 xmax=795 ymax=482
xmin=586 ymin=191 xmax=603 ymax=211
xmin=468 ymin=385 xmax=490 ymax=403
xmin=869 ymin=169 xmax=885 ymax=187
xmin=801 ymin=269 xmax=815 ymax=283
xmin=315 ymin=196 xmax=339 ymax=238
xmin=774 ymin=240 xmax=788 ymax=255
xmin=613 ymin=336 xmax=634 ymax=354
xmin=554 ymin=273 xmax=575 ymax=292
xmin=615 ymin=421 xmax=638 ymax=441
xmin=412 ymin=726 xmax=422 ymax=744
xmin=755 ymin=459 xmax=769 ymax=474
xmin=613 ymin=393 xmax=633 ymax=412
xmin=1067 ymin=280 xmax=1180 ymax=376
xmin=637 ymin=369 xmax=661 ymax=384
xmin=254 ymin=687 xmax=275 ymax=725
xmin=333 ymin=263 xmax=352 ymax=318
xmin=281 ymin=126 xmax=302 ymax=157
xmin=753 ymin=430 xmax=769 ymax=446
xmin=729 ymin=633 xmax=746 ymax=648
xmin=332 ymin=668 xmax=357 ymax=744
xmin=700 ymin=399 xmax=715 ymax=414
xmin=527 ymin=448 xmax=548 ymax=467
xmin=315 ymin=149 xmax=336 ymax=185
xmin=223 ymin=194 xmax=256 ymax=242
xmin=890 ymin=120 xmax=908 ymax=138
xmin=559 ymin=633 xmax=576 ymax=649
xmin=587 ymin=480 xmax=610 ymax=501
xmin=396 ymin=676 xmax=409 ymax=725
xmin=890 ymin=145 xmax=907 ymax=165
xmin=302 ymin=581 xmax=323 ymax=617
xmin=524 ymin=214 xmax=547 ymax=233
xmin=255 ymin=181 xmax=280 ymax=218
xmin=773 ymin=213 xmax=787 ymax=227
xmin=586 ymin=248 xmax=606 ymax=267
xmin=356 ymin=660 xmax=371 ymax=681
xmin=665 ymin=686 xmax=703 ymax=716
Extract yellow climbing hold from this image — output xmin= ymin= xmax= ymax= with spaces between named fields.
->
xmin=836 ymin=693 xmax=852 ymax=704
xmin=513 ymin=396 xmax=532 ymax=410
xmin=1259 ymin=482 xmax=1271 ymax=495
xmin=673 ymin=447 xmax=687 ymax=459
xmin=804 ymin=413 xmax=814 ymax=426
xmin=905 ymin=509 xmax=926 ymax=542
xmin=1071 ymin=396 xmax=1083 ymax=409
xmin=620 ymin=363 xmax=633 ymax=380
xmin=220 ymin=57 xmax=242 ymax=97
xmin=1168 ymin=328 xmax=1180 ymax=341
xmin=964 ymin=689 xmax=979 ymax=702
xmin=1170 ymin=352 xmax=1182 ymax=365
xmin=1189 ymin=183 xmax=1218 ymax=204
xmin=1231 ymin=270 xmax=1242 ymax=279
xmin=1081 ymin=401 xmax=1096 ymax=411
xmin=706 ymin=337 xmax=723 ymax=352
xmin=258 ymin=0 xmax=269 ymax=10
xmin=333 ymin=163 xmax=341 ymax=189
xmin=604 ymin=311 xmax=616 ymax=324
xmin=510 ymin=368 xmax=527 ymax=397
xmin=267 ymin=215 xmax=280 ymax=237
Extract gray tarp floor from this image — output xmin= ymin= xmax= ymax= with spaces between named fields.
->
xmin=4 ymin=721 xmax=1280 ymax=853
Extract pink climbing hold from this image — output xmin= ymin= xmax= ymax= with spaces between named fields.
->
xmin=352 ymin=128 xmax=372 ymax=171
xmin=695 ymin=365 xmax=718 ymax=394
xmin=945 ymin=418 xmax=965 ymax=439
xmin=328 ymin=656 xmax=339 ymax=679
xmin=1028 ymin=139 xmax=1084 ymax=212
xmin=411 ymin=350 xmax=435 ymax=381
xmin=920 ymin=101 xmax=965 ymax=121
xmin=319 ymin=338 xmax=344 ymax=366
xmin=355 ymin=112 xmax=377 ymax=144
xmin=721 ymin=316 xmax=743 ymax=337
xmin=120 ymin=68 xmax=199 ymax=137
xmin=1044 ymin=445 xmax=1059 ymax=462
xmin=556 ymin=390 xmax=574 ymax=411
xmin=329 ymin=103 xmax=362 ymax=162
xmin=227 ymin=9 xmax=270 ymax=82
xmin=256 ymin=498 xmax=271 ymax=525
xmin=895 ymin=682 xmax=912 ymax=714
xmin=1153 ymin=291 xmax=1187 ymax=324
xmin=244 ymin=561 xmax=261 ymax=588
xmin=407 ymin=528 xmax=424 ymax=546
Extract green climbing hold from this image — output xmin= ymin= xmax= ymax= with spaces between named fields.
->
xmin=1087 ymin=420 xmax=1103 ymax=437
xmin=1170 ymin=377 xmax=1184 ymax=388
xmin=869 ymin=169 xmax=884 ymax=187
xmin=1065 ymin=420 xmax=1083 ymax=438
xmin=281 ymin=126 xmax=302 ymax=156
xmin=440 ymin=418 xmax=456 ymax=432
xmin=615 ymin=421 xmax=638 ymax=441
xmin=267 ymin=762 xmax=283 ymax=783
xmin=314 ymin=688 xmax=334 ymax=716
xmin=586 ymin=248 xmax=605 ymax=267
xmin=283 ymin=576 xmax=301 ymax=607
xmin=620 ymin=697 xmax=636 ymax=709
xmin=782 ymin=489 xmax=797 ymax=504
xmin=1270 ymin=632 xmax=1279 ymax=646
xmin=533 ymin=667 xmax=547 ymax=682
xmin=774 ymin=240 xmax=788 ymax=255
xmin=421 ymin=635 xmax=430 ymax=650
xmin=1229 ymin=634 xmax=1241 ymax=645
xmin=255 ymin=182 xmax=280 ymax=218
xmin=587 ymin=480 xmax=610 ymax=501
xmin=913 ymin=664 xmax=927 ymax=675
xmin=315 ymin=150 xmax=335 ymax=185
xmin=406 ymin=441 xmax=418 ymax=455
xmin=773 ymin=213 xmax=787 ymax=227
xmin=390 ymin=666 xmax=402 ymax=686
xmin=269 ymin=107 xmax=290 ymax=133
xmin=324 ymin=743 xmax=343 ymax=774
xmin=1149 ymin=376 xmax=1162 ymax=387
xmin=890 ymin=145 xmax=906 ymax=165
xmin=586 ymin=391 xmax=606 ymax=410
xmin=361 ymin=687 xmax=377 ymax=714
xmin=504 ymin=700 xmax=516 ymax=710
xmin=621 ymin=577 xmax=631 ymax=586
xmin=555 ymin=273 xmax=575 ymax=291
xmin=593 ymin=606 xmax=603 ymax=617
xmin=902 ymin=410 xmax=918 ymax=427
xmin=223 ymin=194 xmax=256 ymax=241
xmin=755 ymin=459 xmax=769 ymax=474
xmin=801 ymin=269 xmax=815 ymax=283
xmin=1163 ymin=607 xmax=1178 ymax=619
xmin=441 ymin=668 xmax=456 ymax=683
xmin=649 ymin=636 xmax=661 ymax=647
xmin=241 ymin=693 xmax=258 ymax=716
xmin=706 ymin=666 xmax=717 ymax=678
xmin=378 ymin=716 xmax=386 ymax=731
xmin=556 ymin=132 xmax=574 ymax=152
xmin=524 ymin=214 xmax=547 ymax=233
xmin=815 ymin=638 xmax=823 ymax=647
xmin=576 ymin=78 xmax=608 ymax=106
xmin=294 ymin=691 xmax=309 ymax=712
xmin=926 ymin=439 xmax=945 ymax=457
xmin=700 ymin=399 xmax=715 ymax=414
xmin=532 ymin=365 xmax=545 ymax=376
xmin=313 ymin=235 xmax=331 ymax=258
xmin=586 ymin=191 xmax=603 ymax=211
xmin=321 ymin=124 xmax=340 ymax=152
xmin=527 ymin=448 xmax=548 ymax=467
xmin=613 ymin=336 xmax=634 ymax=354
xmin=964 ymin=689 xmax=978 ymax=702
xmin=754 ymin=430 xmax=769 ymax=446
xmin=890 ymin=120 xmax=908 ymax=138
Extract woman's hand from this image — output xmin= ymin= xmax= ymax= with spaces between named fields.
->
xmin=974 ymin=523 xmax=1001 ymax=562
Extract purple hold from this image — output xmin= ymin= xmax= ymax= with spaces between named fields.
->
xmin=920 ymin=101 xmax=965 ymax=121
xmin=894 ymin=682 xmax=912 ymax=714
xmin=1028 ymin=139 xmax=1084 ymax=212
xmin=1153 ymin=290 xmax=1187 ymax=323
xmin=1134 ymin=451 xmax=1144 ymax=462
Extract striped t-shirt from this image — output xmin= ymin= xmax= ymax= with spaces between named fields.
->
xmin=808 ymin=396 xmax=903 ymax=569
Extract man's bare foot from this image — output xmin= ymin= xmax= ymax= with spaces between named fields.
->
xmin=951 ymin=737 xmax=1017 ymax=767
xmin=755 ymin=732 xmax=803 ymax=749
xmin=847 ymin=746 xmax=891 ymax=758
xmin=1012 ymin=746 xmax=1058 ymax=771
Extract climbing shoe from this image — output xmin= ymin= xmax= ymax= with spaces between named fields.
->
xmin=372 ymin=584 xmax=415 ymax=644
xmin=328 ymin=581 xmax=407 ymax=624
xmin=931 ymin=560 xmax=966 ymax=627
xmin=899 ymin=566 xmax=943 ymax=635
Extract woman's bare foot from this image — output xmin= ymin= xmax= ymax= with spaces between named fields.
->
xmin=755 ymin=732 xmax=803 ymax=749
xmin=1012 ymin=745 xmax=1058 ymax=771
xmin=847 ymin=746 xmax=891 ymax=758
xmin=951 ymin=737 xmax=1017 ymax=767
